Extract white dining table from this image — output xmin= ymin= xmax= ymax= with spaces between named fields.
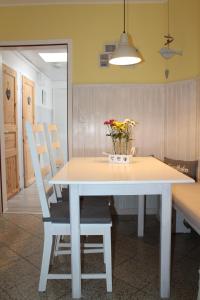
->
xmin=50 ymin=156 xmax=194 ymax=299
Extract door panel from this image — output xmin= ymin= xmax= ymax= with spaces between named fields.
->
xmin=3 ymin=64 xmax=19 ymax=199
xmin=22 ymin=76 xmax=35 ymax=187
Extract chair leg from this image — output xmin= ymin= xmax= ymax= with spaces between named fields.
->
xmin=138 ymin=195 xmax=145 ymax=237
xmin=39 ymin=225 xmax=53 ymax=292
xmin=197 ymin=267 xmax=200 ymax=300
xmin=50 ymin=235 xmax=56 ymax=266
xmin=104 ymin=227 xmax=112 ymax=292
xmin=54 ymin=235 xmax=61 ymax=257
xmin=103 ymin=235 xmax=106 ymax=264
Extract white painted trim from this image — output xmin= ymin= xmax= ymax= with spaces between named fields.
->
xmin=74 ymin=82 xmax=166 ymax=88
xmin=0 ymin=38 xmax=72 ymax=212
xmin=74 ymin=77 xmax=200 ymax=88
xmin=0 ymin=39 xmax=71 ymax=48
xmin=67 ymin=41 xmax=73 ymax=160
xmin=0 ymin=0 xmax=167 ymax=7
xmin=52 ymin=81 xmax=67 ymax=89
xmin=0 ymin=54 xmax=7 ymax=213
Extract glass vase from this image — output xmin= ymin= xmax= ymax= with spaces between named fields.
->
xmin=113 ymin=139 xmax=132 ymax=155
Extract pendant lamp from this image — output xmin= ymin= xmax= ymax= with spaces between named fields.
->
xmin=109 ymin=0 xmax=142 ymax=66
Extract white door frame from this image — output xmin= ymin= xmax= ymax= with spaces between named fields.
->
xmin=0 ymin=39 xmax=72 ymax=213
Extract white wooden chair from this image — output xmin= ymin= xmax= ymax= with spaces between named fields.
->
xmin=44 ymin=123 xmax=112 ymax=256
xmin=44 ymin=123 xmax=64 ymax=198
xmin=26 ymin=122 xmax=112 ymax=293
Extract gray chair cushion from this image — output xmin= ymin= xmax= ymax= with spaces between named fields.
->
xmin=61 ymin=187 xmax=112 ymax=207
xmin=164 ymin=157 xmax=198 ymax=181
xmin=44 ymin=197 xmax=112 ymax=224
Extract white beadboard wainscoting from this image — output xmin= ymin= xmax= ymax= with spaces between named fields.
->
xmin=72 ymin=78 xmax=200 ymax=214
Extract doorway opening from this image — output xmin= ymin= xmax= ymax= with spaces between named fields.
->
xmin=0 ymin=40 xmax=72 ymax=213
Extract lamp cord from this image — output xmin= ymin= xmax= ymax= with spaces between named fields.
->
xmin=164 ymin=0 xmax=173 ymax=48
xmin=167 ymin=0 xmax=170 ymax=35
xmin=123 ymin=0 xmax=126 ymax=33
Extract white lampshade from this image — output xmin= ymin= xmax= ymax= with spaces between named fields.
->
xmin=109 ymin=33 xmax=142 ymax=66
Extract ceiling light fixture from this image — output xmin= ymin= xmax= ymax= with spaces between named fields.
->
xmin=109 ymin=0 xmax=142 ymax=66
xmin=38 ymin=52 xmax=67 ymax=62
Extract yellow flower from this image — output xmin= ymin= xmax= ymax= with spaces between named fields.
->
xmin=113 ymin=121 xmax=121 ymax=127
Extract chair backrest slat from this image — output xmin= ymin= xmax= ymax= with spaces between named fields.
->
xmin=37 ymin=145 xmax=47 ymax=155
xmin=48 ymin=124 xmax=57 ymax=131
xmin=55 ymin=159 xmax=64 ymax=168
xmin=33 ymin=124 xmax=44 ymax=132
xmin=52 ymin=142 xmax=60 ymax=149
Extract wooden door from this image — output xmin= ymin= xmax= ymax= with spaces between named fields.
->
xmin=3 ymin=64 xmax=19 ymax=199
xmin=22 ymin=76 xmax=35 ymax=187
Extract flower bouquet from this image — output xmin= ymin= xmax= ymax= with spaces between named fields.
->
xmin=104 ymin=118 xmax=137 ymax=163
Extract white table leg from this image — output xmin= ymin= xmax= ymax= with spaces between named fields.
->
xmin=197 ymin=268 xmax=200 ymax=300
xmin=138 ymin=195 xmax=145 ymax=237
xmin=160 ymin=184 xmax=172 ymax=298
xmin=69 ymin=185 xmax=81 ymax=299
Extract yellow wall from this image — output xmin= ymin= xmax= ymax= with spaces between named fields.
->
xmin=0 ymin=0 xmax=199 ymax=83
xmin=167 ymin=0 xmax=200 ymax=81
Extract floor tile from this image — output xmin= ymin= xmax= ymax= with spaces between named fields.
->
xmin=0 ymin=245 xmax=19 ymax=267
xmin=0 ymin=258 xmax=39 ymax=290
xmin=5 ymin=236 xmax=43 ymax=258
xmin=134 ymin=290 xmax=161 ymax=300
xmin=113 ymin=256 xmax=158 ymax=290
xmin=0 ymin=212 xmax=199 ymax=300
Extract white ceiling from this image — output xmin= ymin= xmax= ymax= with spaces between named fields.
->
xmin=18 ymin=45 xmax=67 ymax=81
xmin=0 ymin=0 xmax=166 ymax=6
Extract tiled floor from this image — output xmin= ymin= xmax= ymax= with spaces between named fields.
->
xmin=0 ymin=213 xmax=199 ymax=300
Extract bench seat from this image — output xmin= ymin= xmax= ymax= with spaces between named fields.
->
xmin=172 ymin=183 xmax=200 ymax=235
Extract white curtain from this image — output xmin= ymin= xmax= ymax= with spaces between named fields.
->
xmin=73 ymin=79 xmax=200 ymax=161
xmin=72 ymin=78 xmax=200 ymax=214
xmin=164 ymin=79 xmax=197 ymax=160
xmin=73 ymin=83 xmax=165 ymax=159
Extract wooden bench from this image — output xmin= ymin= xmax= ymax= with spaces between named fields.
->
xmin=172 ymin=182 xmax=200 ymax=300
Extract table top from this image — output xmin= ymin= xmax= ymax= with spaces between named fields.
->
xmin=50 ymin=156 xmax=194 ymax=185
